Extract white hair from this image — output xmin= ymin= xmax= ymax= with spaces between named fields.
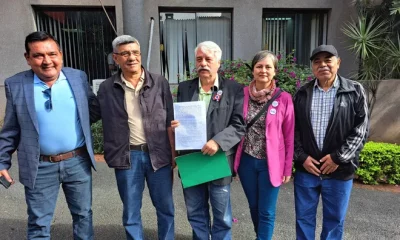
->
xmin=194 ymin=41 xmax=222 ymax=61
xmin=112 ymin=35 xmax=140 ymax=52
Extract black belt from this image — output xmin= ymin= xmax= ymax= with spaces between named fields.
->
xmin=129 ymin=144 xmax=149 ymax=153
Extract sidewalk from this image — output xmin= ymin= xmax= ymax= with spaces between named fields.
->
xmin=1 ymin=158 xmax=399 ymax=240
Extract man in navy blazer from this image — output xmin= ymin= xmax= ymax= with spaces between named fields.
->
xmin=0 ymin=31 xmax=97 ymax=239
xmin=172 ymin=41 xmax=245 ymax=240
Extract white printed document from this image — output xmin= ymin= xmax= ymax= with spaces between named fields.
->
xmin=173 ymin=101 xmax=207 ymax=150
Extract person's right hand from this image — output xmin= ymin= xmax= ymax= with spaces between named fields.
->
xmin=302 ymin=156 xmax=321 ymax=176
xmin=171 ymin=120 xmax=180 ymax=132
xmin=0 ymin=169 xmax=15 ymax=186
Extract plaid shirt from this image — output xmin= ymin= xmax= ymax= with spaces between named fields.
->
xmin=311 ymin=76 xmax=339 ymax=150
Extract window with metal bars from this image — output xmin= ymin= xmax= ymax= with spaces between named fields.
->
xmin=159 ymin=9 xmax=233 ymax=83
xmin=34 ymin=6 xmax=117 ymax=83
xmin=262 ymin=10 xmax=328 ymax=66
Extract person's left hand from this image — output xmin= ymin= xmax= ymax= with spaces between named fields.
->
xmin=282 ymin=176 xmax=291 ymax=184
xmin=320 ymin=154 xmax=339 ymax=174
xmin=201 ymin=140 xmax=219 ymax=156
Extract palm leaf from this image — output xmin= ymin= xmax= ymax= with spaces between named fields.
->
xmin=390 ymin=0 xmax=400 ymax=15
xmin=386 ymin=34 xmax=400 ymax=77
xmin=342 ymin=15 xmax=388 ymax=60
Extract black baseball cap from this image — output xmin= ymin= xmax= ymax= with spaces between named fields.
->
xmin=310 ymin=45 xmax=339 ymax=60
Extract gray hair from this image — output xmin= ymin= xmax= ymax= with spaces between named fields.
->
xmin=194 ymin=41 xmax=222 ymax=61
xmin=251 ymin=50 xmax=278 ymax=70
xmin=112 ymin=35 xmax=140 ymax=52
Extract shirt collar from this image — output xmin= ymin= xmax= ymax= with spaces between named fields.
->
xmin=314 ymin=74 xmax=339 ymax=90
xmin=198 ymin=75 xmax=219 ymax=92
xmin=121 ymin=69 xmax=145 ymax=88
xmin=33 ymin=71 xmax=66 ymax=85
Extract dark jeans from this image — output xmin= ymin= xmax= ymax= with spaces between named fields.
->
xmin=183 ymin=181 xmax=232 ymax=240
xmin=294 ymin=171 xmax=353 ymax=240
xmin=24 ymin=155 xmax=93 ymax=240
xmin=238 ymin=153 xmax=280 ymax=240
xmin=115 ymin=150 xmax=174 ymax=240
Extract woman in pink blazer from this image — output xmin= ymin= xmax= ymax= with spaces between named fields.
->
xmin=234 ymin=50 xmax=295 ymax=240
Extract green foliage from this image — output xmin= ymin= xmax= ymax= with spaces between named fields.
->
xmin=386 ymin=34 xmax=400 ymax=76
xmin=342 ymin=15 xmax=388 ymax=61
xmin=342 ymin=0 xmax=400 ymax=116
xmin=357 ymin=141 xmax=400 ymax=184
xmin=171 ymin=85 xmax=178 ymax=102
xmin=218 ymin=59 xmax=252 ymax=85
xmin=275 ymin=51 xmax=313 ymax=96
xmin=342 ymin=0 xmax=400 ymax=80
xmin=390 ymin=0 xmax=400 ymax=15
xmin=91 ymin=121 xmax=104 ymax=154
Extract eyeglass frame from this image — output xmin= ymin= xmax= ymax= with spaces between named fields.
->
xmin=113 ymin=50 xmax=141 ymax=58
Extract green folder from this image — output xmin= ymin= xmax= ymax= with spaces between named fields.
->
xmin=176 ymin=151 xmax=232 ymax=188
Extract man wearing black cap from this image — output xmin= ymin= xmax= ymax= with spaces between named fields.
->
xmin=293 ymin=45 xmax=369 ymax=240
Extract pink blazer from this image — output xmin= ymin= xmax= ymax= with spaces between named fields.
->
xmin=234 ymin=87 xmax=295 ymax=187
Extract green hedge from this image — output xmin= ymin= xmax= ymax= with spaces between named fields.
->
xmin=91 ymin=121 xmax=104 ymax=154
xmin=357 ymin=141 xmax=400 ymax=185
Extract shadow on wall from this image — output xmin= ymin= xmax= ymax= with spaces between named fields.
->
xmin=368 ymin=80 xmax=400 ymax=144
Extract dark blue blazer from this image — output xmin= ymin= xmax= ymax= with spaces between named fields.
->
xmin=0 ymin=67 xmax=96 ymax=189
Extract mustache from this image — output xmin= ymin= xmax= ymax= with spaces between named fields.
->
xmin=318 ymin=67 xmax=330 ymax=72
xmin=197 ymin=67 xmax=210 ymax=72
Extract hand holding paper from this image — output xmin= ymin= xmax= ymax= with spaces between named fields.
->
xmin=201 ymin=139 xmax=219 ymax=156
xmin=171 ymin=120 xmax=180 ymax=131
xmin=173 ymin=101 xmax=207 ymax=150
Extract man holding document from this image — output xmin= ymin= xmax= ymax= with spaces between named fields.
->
xmin=172 ymin=41 xmax=245 ymax=240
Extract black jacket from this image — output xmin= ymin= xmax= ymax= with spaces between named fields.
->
xmin=293 ymin=75 xmax=369 ymax=180
xmin=94 ymin=68 xmax=174 ymax=170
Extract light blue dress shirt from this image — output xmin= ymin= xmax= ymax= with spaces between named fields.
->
xmin=34 ymin=72 xmax=85 ymax=155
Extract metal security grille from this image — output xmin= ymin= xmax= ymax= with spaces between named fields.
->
xmin=159 ymin=11 xmax=232 ymax=83
xmin=34 ymin=7 xmax=117 ymax=83
xmin=262 ymin=10 xmax=328 ymax=66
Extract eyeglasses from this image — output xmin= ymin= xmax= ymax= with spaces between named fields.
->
xmin=42 ymin=88 xmax=52 ymax=111
xmin=113 ymin=50 xmax=141 ymax=58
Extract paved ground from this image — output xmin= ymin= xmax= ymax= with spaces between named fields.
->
xmin=1 ymin=158 xmax=399 ymax=240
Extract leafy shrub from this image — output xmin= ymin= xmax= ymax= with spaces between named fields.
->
xmin=356 ymin=141 xmax=400 ymax=184
xmin=91 ymin=121 xmax=104 ymax=154
xmin=171 ymin=85 xmax=178 ymax=102
xmin=275 ymin=51 xmax=313 ymax=96
xmin=218 ymin=59 xmax=252 ymax=85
